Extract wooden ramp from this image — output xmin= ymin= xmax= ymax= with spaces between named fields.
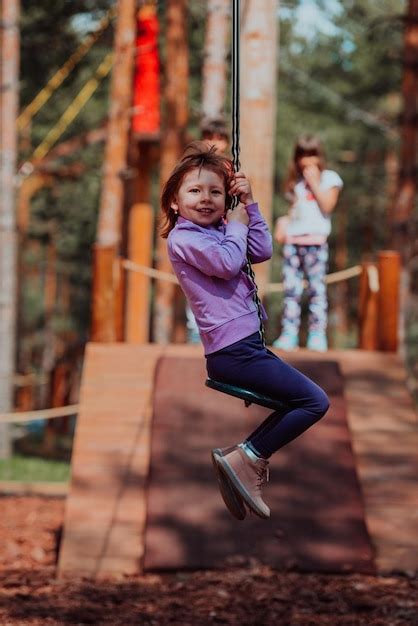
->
xmin=145 ymin=356 xmax=374 ymax=573
xmin=58 ymin=344 xmax=418 ymax=577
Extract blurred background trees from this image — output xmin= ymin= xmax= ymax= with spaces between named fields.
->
xmin=14 ymin=0 xmax=417 ymax=423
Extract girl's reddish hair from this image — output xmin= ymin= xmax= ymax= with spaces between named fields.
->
xmin=160 ymin=141 xmax=232 ymax=238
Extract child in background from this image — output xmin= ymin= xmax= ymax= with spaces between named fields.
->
xmin=200 ymin=116 xmax=229 ymax=154
xmin=186 ymin=117 xmax=230 ymax=343
xmin=273 ymin=135 xmax=343 ymax=352
xmin=161 ymin=142 xmax=329 ymax=520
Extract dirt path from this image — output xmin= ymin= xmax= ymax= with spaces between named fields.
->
xmin=0 ymin=496 xmax=416 ymax=625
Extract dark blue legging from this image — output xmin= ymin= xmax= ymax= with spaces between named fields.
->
xmin=206 ymin=332 xmax=329 ymax=458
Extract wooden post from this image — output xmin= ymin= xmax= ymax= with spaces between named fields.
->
xmin=125 ymin=140 xmax=157 ymax=343
xmin=15 ymin=384 xmax=34 ymax=413
xmin=378 ymin=250 xmax=401 ymax=352
xmin=332 ymin=200 xmax=349 ymax=346
xmin=358 ymin=261 xmax=379 ymax=350
xmin=114 ymin=256 xmax=125 ymax=341
xmin=172 ymin=288 xmax=187 ymax=343
xmin=16 ymin=174 xmax=53 ymax=233
xmin=91 ymin=245 xmax=119 ymax=342
xmin=125 ymin=202 xmax=153 ymax=342
xmin=45 ymin=243 xmax=57 ymax=315
xmin=240 ymin=0 xmax=278 ymax=295
xmin=43 ymin=362 xmax=67 ymax=456
xmin=153 ymin=0 xmax=188 ymax=343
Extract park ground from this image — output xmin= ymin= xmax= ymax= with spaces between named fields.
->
xmin=0 ymin=496 xmax=417 ymax=625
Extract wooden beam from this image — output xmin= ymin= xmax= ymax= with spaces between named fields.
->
xmin=96 ymin=0 xmax=137 ymax=248
xmin=91 ymin=245 xmax=120 ymax=342
xmin=153 ymin=0 xmax=189 ymax=344
xmin=125 ymin=202 xmax=153 ymax=343
xmin=378 ymin=251 xmax=401 ymax=352
xmin=240 ymin=0 xmax=278 ymax=294
xmin=358 ymin=262 xmax=379 ymax=351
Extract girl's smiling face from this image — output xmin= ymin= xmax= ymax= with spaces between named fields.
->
xmin=171 ymin=167 xmax=227 ymax=227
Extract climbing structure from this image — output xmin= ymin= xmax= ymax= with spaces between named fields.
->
xmin=58 ymin=344 xmax=418 ymax=577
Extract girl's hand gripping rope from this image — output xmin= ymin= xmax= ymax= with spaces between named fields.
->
xmin=229 ymin=171 xmax=254 ymax=206
xmin=226 ymin=171 xmax=253 ymax=226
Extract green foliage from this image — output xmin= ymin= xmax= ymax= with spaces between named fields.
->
xmin=0 ymin=453 xmax=70 ymax=482
xmin=19 ymin=1 xmax=112 ymax=351
xmin=266 ymin=0 xmax=409 ymax=344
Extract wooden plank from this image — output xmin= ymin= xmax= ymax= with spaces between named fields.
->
xmin=57 ymin=343 xmax=163 ymax=578
xmin=293 ymin=348 xmax=418 ymax=573
xmin=58 ymin=344 xmax=418 ymax=577
xmin=336 ymin=350 xmax=418 ymax=574
xmin=144 ymin=357 xmax=375 ymax=573
xmin=125 ymin=202 xmax=153 ymax=343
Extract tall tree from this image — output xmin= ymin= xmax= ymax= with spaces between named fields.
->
xmin=241 ymin=0 xmax=279 ymax=294
xmin=92 ymin=0 xmax=137 ymax=343
xmin=0 ymin=0 xmax=20 ymax=457
xmin=17 ymin=1 xmax=114 ymax=407
xmin=153 ymin=0 xmax=189 ymax=344
xmin=390 ymin=0 xmax=418 ymax=258
xmin=202 ymin=0 xmax=229 ymax=119
xmin=95 ymin=0 xmax=137 ymax=249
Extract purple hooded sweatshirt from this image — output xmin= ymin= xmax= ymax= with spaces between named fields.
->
xmin=167 ymin=202 xmax=273 ymax=355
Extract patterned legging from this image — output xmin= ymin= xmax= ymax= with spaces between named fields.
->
xmin=281 ymin=243 xmax=328 ymax=335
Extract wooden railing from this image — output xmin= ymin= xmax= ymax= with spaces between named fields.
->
xmin=91 ymin=245 xmax=402 ymax=352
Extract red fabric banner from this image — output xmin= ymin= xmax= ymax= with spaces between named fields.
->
xmin=132 ymin=6 xmax=160 ymax=136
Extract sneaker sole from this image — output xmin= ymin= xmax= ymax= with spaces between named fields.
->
xmin=211 ymin=449 xmax=246 ymax=521
xmin=215 ymin=454 xmax=270 ymax=519
xmin=272 ymin=343 xmax=299 ymax=351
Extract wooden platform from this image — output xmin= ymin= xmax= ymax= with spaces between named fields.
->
xmin=58 ymin=344 xmax=418 ymax=577
xmin=145 ymin=357 xmax=374 ymax=573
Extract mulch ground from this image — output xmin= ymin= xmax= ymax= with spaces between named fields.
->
xmin=0 ymin=495 xmax=417 ymax=626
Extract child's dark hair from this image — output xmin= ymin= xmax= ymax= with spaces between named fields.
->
xmin=200 ymin=116 xmax=229 ymax=141
xmin=160 ymin=141 xmax=233 ymax=239
xmin=284 ymin=135 xmax=326 ymax=195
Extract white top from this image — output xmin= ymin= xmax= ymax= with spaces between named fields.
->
xmin=286 ymin=169 xmax=343 ymax=238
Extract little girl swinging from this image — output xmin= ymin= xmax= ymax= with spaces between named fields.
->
xmin=158 ymin=0 xmax=328 ymax=521
xmin=159 ymin=142 xmax=329 ymax=520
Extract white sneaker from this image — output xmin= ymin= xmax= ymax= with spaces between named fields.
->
xmin=272 ymin=332 xmax=299 ymax=351
xmin=307 ymin=331 xmax=328 ymax=352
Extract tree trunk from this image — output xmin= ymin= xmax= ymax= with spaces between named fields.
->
xmin=0 ymin=0 xmax=20 ymax=458
xmin=93 ymin=0 xmax=137 ymax=341
xmin=153 ymin=0 xmax=188 ymax=344
xmin=390 ymin=0 xmax=418 ymax=259
xmin=240 ymin=0 xmax=278 ymax=296
xmin=202 ymin=0 xmax=229 ymax=119
xmin=96 ymin=0 xmax=137 ymax=248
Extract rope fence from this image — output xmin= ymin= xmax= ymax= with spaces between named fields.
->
xmin=0 ymin=261 xmax=371 ymax=423
xmin=0 ymin=405 xmax=79 ymax=424
xmin=266 ymin=265 xmax=362 ymax=293
xmin=121 ymin=259 xmax=179 ymax=284
xmin=121 ymin=258 xmax=364 ymax=293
